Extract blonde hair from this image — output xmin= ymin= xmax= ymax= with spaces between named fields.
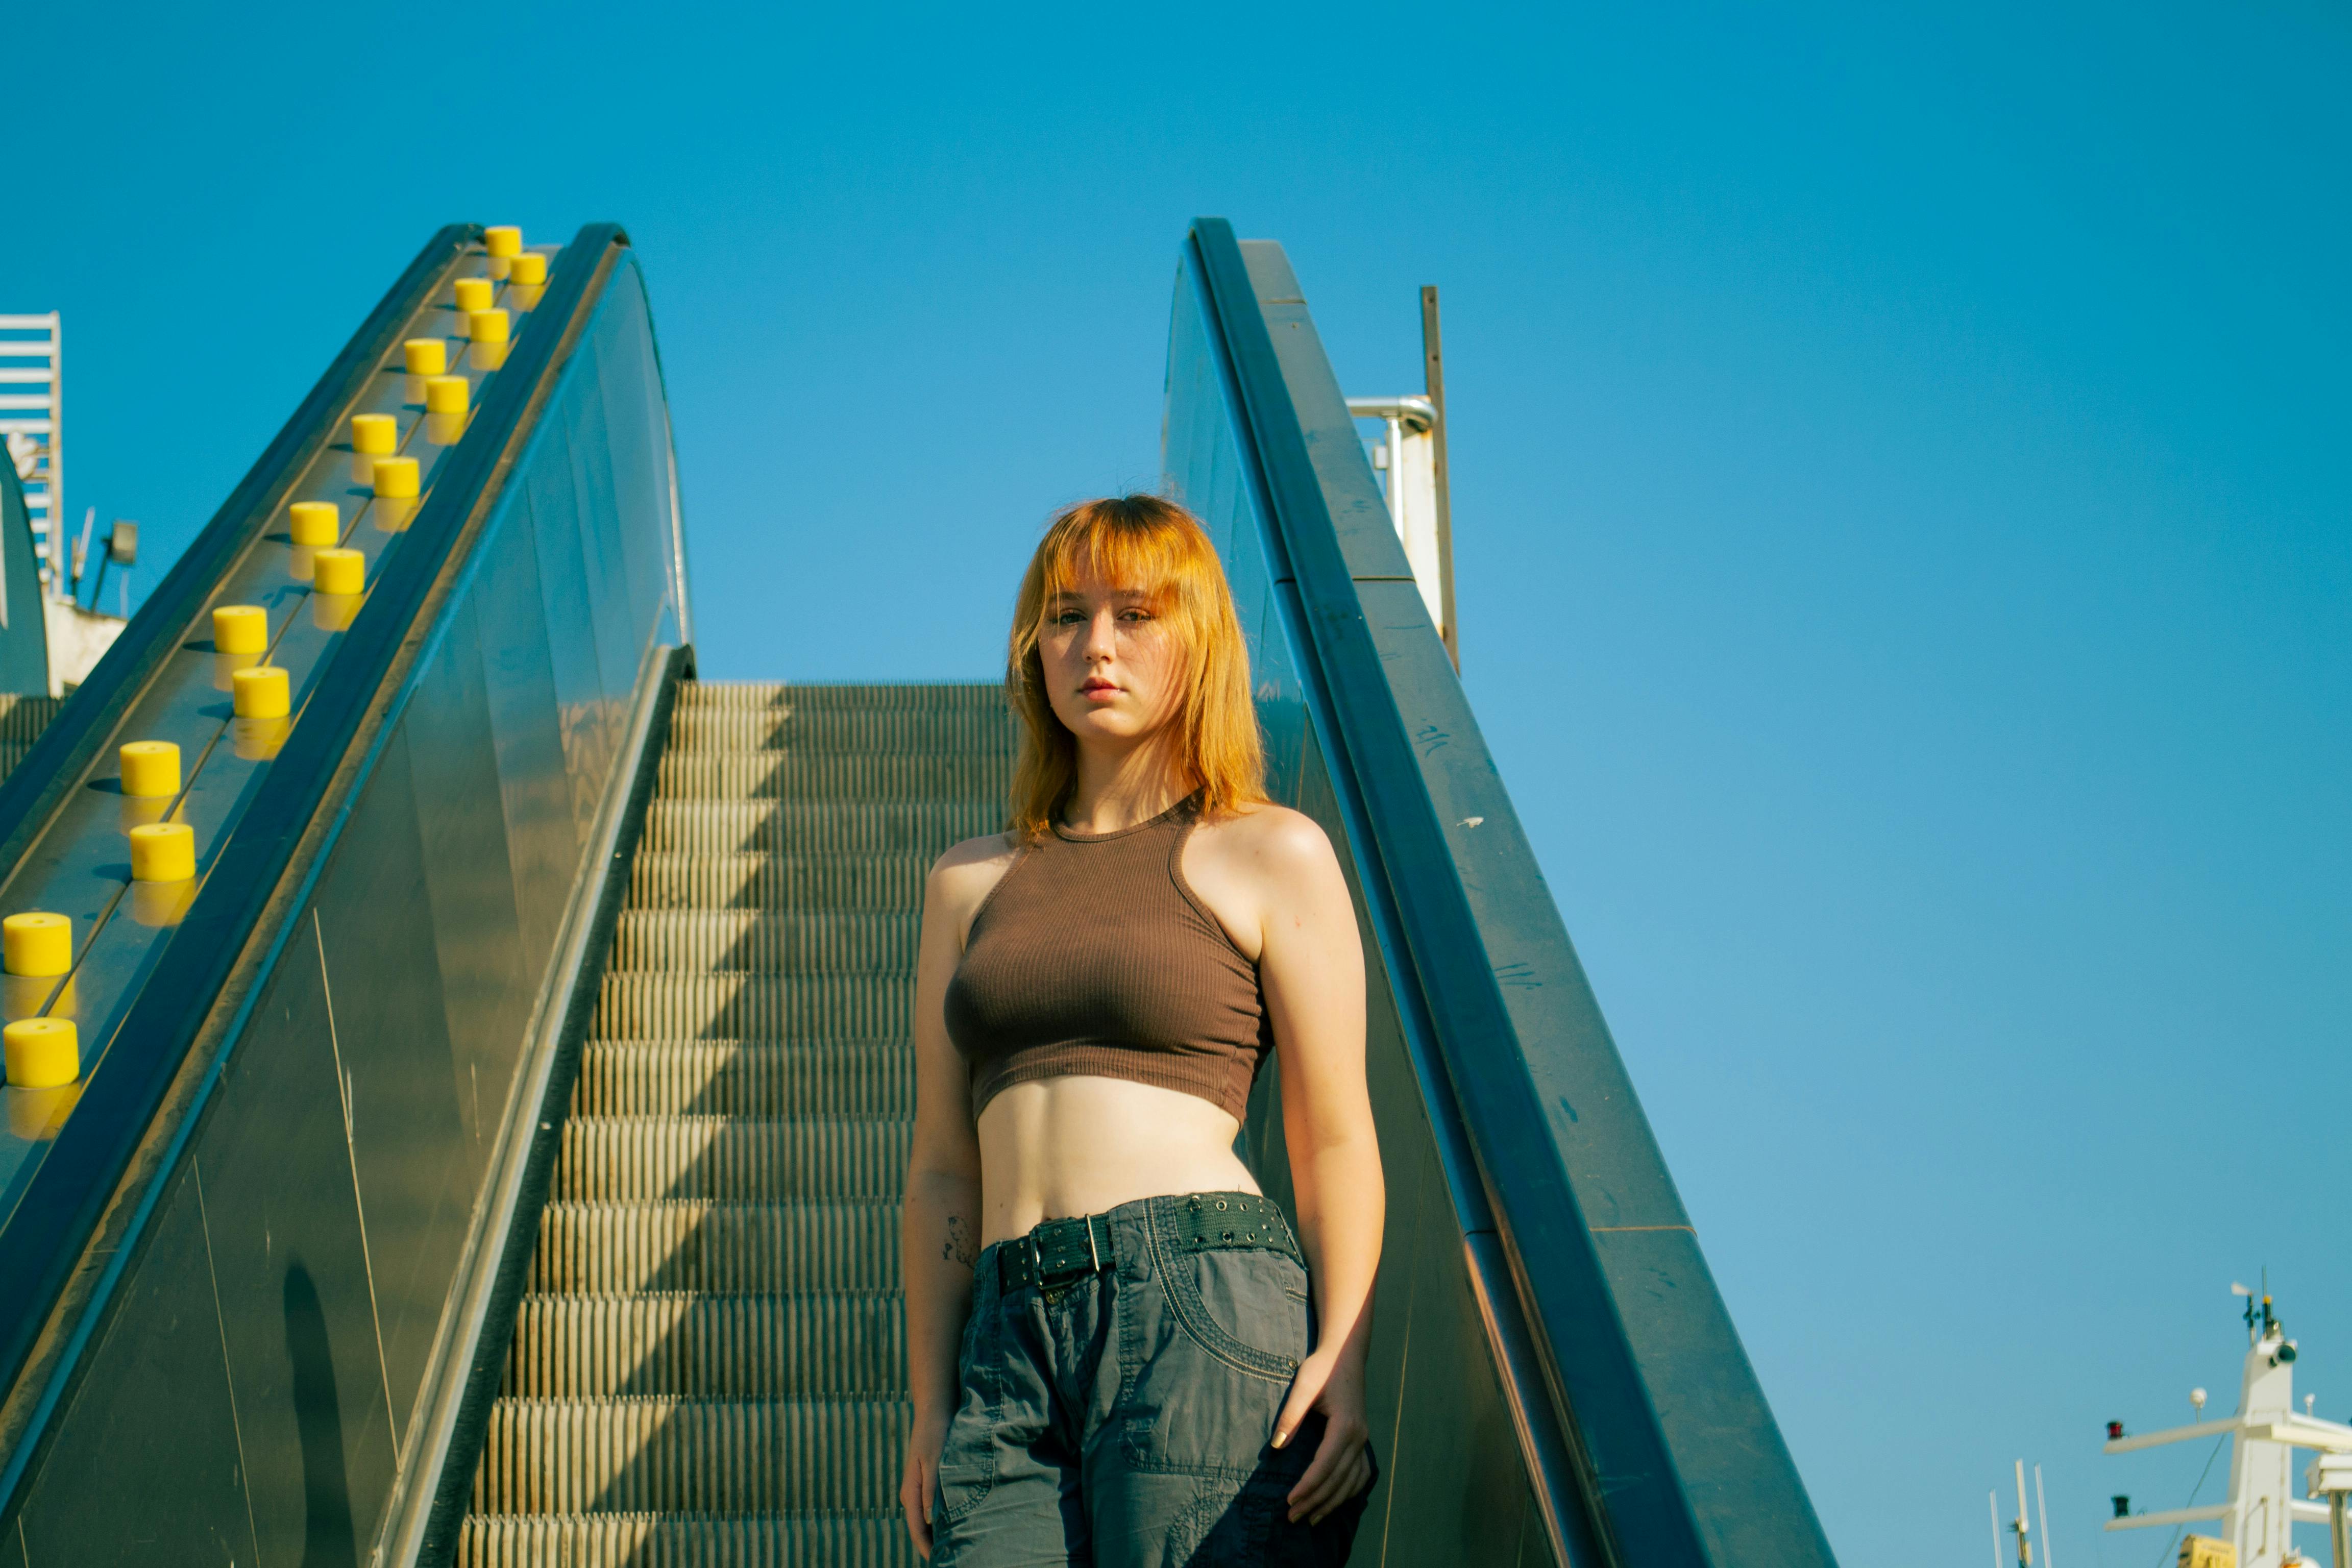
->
xmin=1006 ymin=496 xmax=1265 ymax=840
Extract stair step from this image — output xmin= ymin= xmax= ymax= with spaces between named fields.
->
xmin=594 ymin=973 xmax=913 ymax=1040
xmin=501 ymin=1292 xmax=905 ymax=1398
xmin=642 ymin=799 xmax=1000 ymax=856
xmin=677 ymin=681 xmax=1002 ymax=713
xmin=552 ymin=1116 xmax=911 ymax=1202
xmin=609 ymin=912 xmax=919 ymax=975
xmin=456 ymin=1510 xmax=910 ymax=1567
xmin=573 ymin=1042 xmax=913 ymax=1119
xmin=655 ymin=751 xmax=1009 ymax=801
xmin=527 ymin=1200 xmax=901 ymax=1295
xmin=626 ymin=852 xmax=934 ymax=913
xmin=667 ymin=709 xmax=1015 ymax=758
xmin=470 ymin=1395 xmax=910 ymax=1513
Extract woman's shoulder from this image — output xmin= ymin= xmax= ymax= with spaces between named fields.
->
xmin=1194 ymin=800 xmax=1339 ymax=876
xmin=923 ymin=831 xmax=1021 ymax=923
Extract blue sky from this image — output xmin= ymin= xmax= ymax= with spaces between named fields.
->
xmin=11 ymin=2 xmax=2347 ymax=1559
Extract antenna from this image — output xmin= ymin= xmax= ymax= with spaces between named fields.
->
xmin=2192 ymin=1387 xmax=2207 ymax=1417
xmin=1991 ymin=1490 xmax=2003 ymax=1568
xmin=2036 ymin=1464 xmax=2055 ymax=1568
xmin=2014 ymin=1459 xmax=2034 ymax=1568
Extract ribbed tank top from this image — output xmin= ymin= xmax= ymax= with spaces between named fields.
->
xmin=943 ymin=795 xmax=1270 ymax=1120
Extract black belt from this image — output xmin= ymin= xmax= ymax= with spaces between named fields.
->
xmin=997 ymin=1193 xmax=1299 ymax=1295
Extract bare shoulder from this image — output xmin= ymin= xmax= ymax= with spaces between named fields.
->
xmin=923 ymin=831 xmax=1021 ymax=929
xmin=1195 ymin=802 xmax=1341 ymax=879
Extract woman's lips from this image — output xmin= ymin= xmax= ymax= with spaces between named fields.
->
xmin=1081 ymin=680 xmax=1119 ymax=700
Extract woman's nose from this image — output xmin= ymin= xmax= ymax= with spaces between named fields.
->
xmin=1084 ymin=611 xmax=1118 ymax=657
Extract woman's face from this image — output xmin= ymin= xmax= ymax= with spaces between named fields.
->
xmin=1038 ymin=569 xmax=1186 ymax=752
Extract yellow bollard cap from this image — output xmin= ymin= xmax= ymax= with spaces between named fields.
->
xmin=129 ymin=823 xmax=195 ymax=884
xmin=454 ymin=277 xmax=495 ymax=314
xmin=2 ymin=913 xmax=69 ymax=977
xmin=350 ymin=413 xmax=397 ymax=456
xmin=4 ymin=1018 xmax=78 ymax=1089
xmin=212 ymin=603 xmax=267 ymax=655
xmin=289 ymin=500 xmax=340 ymax=546
xmin=312 ymin=548 xmax=364 ymax=597
xmin=119 ymin=741 xmax=181 ymax=799
xmin=403 ymin=338 xmax=448 ymax=376
xmin=484 ymin=226 xmax=523 ymax=258
xmin=373 ymin=456 xmax=420 ymax=498
xmin=468 ymin=309 xmax=510 ymax=344
xmin=509 ymin=253 xmax=548 ymax=287
xmin=424 ymin=376 xmax=469 ymax=414
xmin=232 ymin=665 xmax=290 ymax=719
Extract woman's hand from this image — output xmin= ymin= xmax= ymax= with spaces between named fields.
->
xmin=1272 ymin=1344 xmax=1374 ymax=1525
xmin=900 ymin=1411 xmax=949 ymax=1559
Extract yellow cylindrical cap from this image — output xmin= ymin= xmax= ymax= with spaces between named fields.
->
xmin=424 ymin=376 xmax=469 ymax=414
xmin=468 ymin=309 xmax=510 ymax=344
xmin=373 ymin=456 xmax=420 ymax=498
xmin=232 ymin=665 xmax=290 ymax=719
xmin=351 ymin=413 xmax=397 ymax=455
xmin=212 ymin=603 xmax=267 ymax=654
xmin=4 ymin=1019 xmax=78 ymax=1089
xmin=289 ymin=500 xmax=339 ymax=546
xmin=129 ymin=823 xmax=195 ymax=883
xmin=119 ymin=741 xmax=181 ymax=798
xmin=454 ymin=277 xmax=495 ymax=314
xmin=509 ymin=253 xmax=548 ymax=286
xmin=2 ymin=914 xmax=69 ymax=977
xmin=403 ymin=338 xmax=448 ymax=376
xmin=484 ymin=226 xmax=523 ymax=258
xmin=312 ymin=548 xmax=364 ymax=596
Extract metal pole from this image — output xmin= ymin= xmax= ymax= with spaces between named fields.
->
xmin=1419 ymin=285 xmax=1457 ymax=671
xmin=2036 ymin=1463 xmax=2056 ymax=1568
xmin=2332 ymin=1492 xmax=2347 ymax=1568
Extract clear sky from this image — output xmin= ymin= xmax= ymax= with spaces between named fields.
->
xmin=12 ymin=2 xmax=2347 ymax=1560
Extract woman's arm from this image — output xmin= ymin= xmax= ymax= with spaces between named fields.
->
xmin=898 ymin=846 xmax=992 ymax=1559
xmin=1251 ymin=811 xmax=1383 ymax=1526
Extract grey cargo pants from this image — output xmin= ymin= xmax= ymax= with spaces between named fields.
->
xmin=932 ymin=1192 xmax=1374 ymax=1566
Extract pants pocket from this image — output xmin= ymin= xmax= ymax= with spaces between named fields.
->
xmin=936 ymin=1302 xmax=999 ymax=1523
xmin=1118 ymin=1229 xmax=1311 ymax=1476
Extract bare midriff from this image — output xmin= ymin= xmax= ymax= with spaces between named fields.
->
xmin=974 ymin=1074 xmax=1262 ymax=1246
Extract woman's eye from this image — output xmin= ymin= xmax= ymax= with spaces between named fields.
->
xmin=1118 ymin=608 xmax=1153 ymax=622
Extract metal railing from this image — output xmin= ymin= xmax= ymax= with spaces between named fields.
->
xmin=1169 ymin=217 xmax=1837 ymax=1568
xmin=0 ymin=224 xmax=690 ymax=1561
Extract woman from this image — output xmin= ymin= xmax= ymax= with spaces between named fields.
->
xmin=899 ymin=495 xmax=1384 ymax=1565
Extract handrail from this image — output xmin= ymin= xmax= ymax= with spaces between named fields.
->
xmin=0 ymin=226 xmax=631 ymax=1500
xmin=0 ymin=226 xmax=475 ymax=877
xmin=1183 ymin=218 xmax=1839 ymax=1567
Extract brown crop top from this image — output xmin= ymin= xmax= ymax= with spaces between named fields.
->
xmin=943 ymin=795 xmax=1271 ymax=1120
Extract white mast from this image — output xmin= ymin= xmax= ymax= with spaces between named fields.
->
xmin=2106 ymin=1284 xmax=2352 ymax=1568
xmin=0 ymin=314 xmax=61 ymax=593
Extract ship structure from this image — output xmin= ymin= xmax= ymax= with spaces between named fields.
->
xmin=2107 ymin=1288 xmax=2352 ymax=1568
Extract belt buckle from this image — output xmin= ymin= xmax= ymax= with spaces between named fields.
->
xmin=1031 ymin=1215 xmax=1102 ymax=1295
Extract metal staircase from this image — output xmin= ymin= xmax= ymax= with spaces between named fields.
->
xmin=458 ymin=679 xmax=1011 ymax=1566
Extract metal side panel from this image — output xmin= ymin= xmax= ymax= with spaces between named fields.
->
xmin=1169 ymin=220 xmax=1836 ymax=1568
xmin=0 ymin=228 xmax=691 ymax=1560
